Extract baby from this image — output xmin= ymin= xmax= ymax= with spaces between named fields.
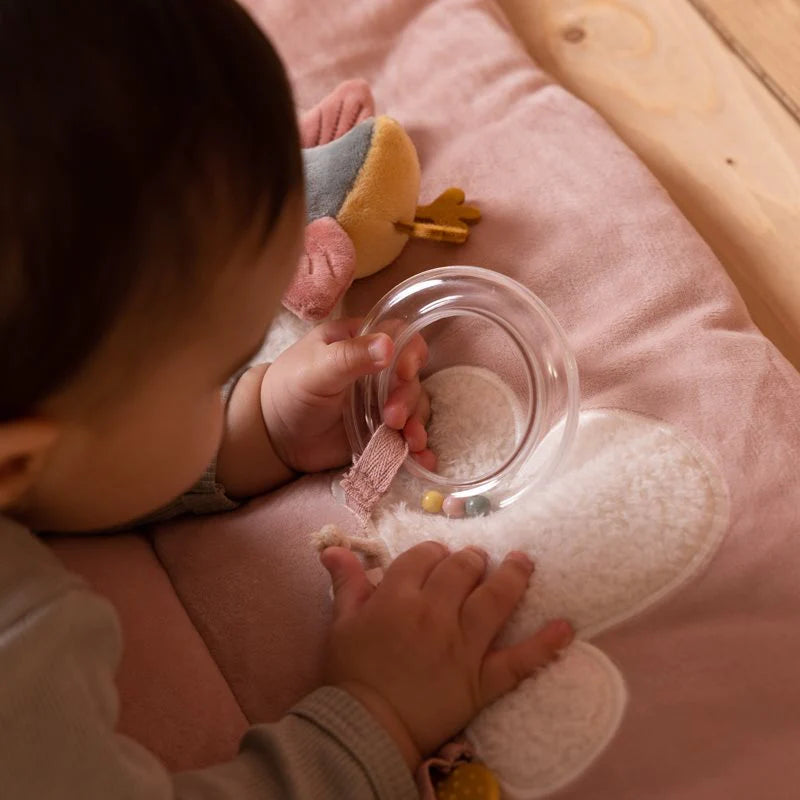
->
xmin=0 ymin=1 xmax=573 ymax=797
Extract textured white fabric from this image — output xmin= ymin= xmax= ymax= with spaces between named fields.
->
xmin=423 ymin=366 xmax=523 ymax=482
xmin=257 ymin=307 xmax=314 ymax=365
xmin=339 ymin=366 xmax=729 ymax=798
xmin=256 ymin=299 xmax=347 ymax=367
xmin=469 ymin=642 xmax=627 ymax=799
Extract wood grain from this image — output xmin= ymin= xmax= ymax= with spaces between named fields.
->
xmin=690 ymin=0 xmax=800 ymax=121
xmin=498 ymin=0 xmax=800 ymax=368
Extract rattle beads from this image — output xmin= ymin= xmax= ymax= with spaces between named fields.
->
xmin=464 ymin=495 xmax=491 ymax=517
xmin=421 ymin=490 xmax=445 ymax=514
xmin=345 ymin=267 xmax=581 ymax=513
xmin=422 ymin=490 xmax=491 ymax=518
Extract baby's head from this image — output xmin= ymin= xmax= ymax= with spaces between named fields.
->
xmin=0 ymin=0 xmax=304 ymax=530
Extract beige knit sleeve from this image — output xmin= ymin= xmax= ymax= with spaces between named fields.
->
xmin=136 ymin=455 xmax=240 ymax=524
xmin=0 ymin=518 xmax=417 ymax=800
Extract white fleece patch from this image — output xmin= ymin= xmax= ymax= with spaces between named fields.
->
xmin=469 ymin=642 xmax=627 ymax=799
xmin=361 ymin=368 xmax=729 ymax=798
xmin=422 ymin=365 xmax=523 ymax=482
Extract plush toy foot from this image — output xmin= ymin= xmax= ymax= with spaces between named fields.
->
xmin=299 ymin=79 xmax=376 ymax=148
xmin=282 ymin=216 xmax=356 ymax=321
xmin=396 ymin=187 xmax=482 ymax=243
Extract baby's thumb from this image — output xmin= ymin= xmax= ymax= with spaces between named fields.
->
xmin=480 ymin=619 xmax=574 ymax=703
xmin=312 ymin=334 xmax=393 ymax=396
xmin=320 ymin=546 xmax=374 ymax=619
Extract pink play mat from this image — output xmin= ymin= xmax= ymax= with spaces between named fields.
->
xmin=49 ymin=1 xmax=800 ymax=797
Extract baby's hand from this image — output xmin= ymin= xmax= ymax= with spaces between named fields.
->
xmin=262 ymin=318 xmax=435 ymax=474
xmin=320 ymin=543 xmax=574 ymax=769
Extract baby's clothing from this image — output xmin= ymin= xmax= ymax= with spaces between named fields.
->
xmin=0 ymin=364 xmax=415 ymax=798
xmin=0 ymin=512 xmax=416 ymax=798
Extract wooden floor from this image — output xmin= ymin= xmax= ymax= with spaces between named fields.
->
xmin=499 ymin=0 xmax=800 ymax=369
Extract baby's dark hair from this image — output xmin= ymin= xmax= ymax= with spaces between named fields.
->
xmin=0 ymin=0 xmax=302 ymax=421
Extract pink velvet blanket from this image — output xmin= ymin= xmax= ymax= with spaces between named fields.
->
xmin=50 ymin=1 xmax=800 ymax=798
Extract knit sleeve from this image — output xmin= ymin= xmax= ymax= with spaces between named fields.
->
xmin=136 ymin=455 xmax=240 ymax=523
xmin=0 ymin=518 xmax=418 ymax=800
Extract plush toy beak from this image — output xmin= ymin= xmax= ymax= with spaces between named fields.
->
xmin=281 ymin=216 xmax=356 ymax=322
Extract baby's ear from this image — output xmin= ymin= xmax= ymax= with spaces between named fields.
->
xmin=282 ymin=217 xmax=356 ymax=322
xmin=0 ymin=418 xmax=59 ymax=509
xmin=299 ymin=79 xmax=376 ymax=148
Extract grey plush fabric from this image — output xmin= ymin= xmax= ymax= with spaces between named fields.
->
xmin=302 ymin=119 xmax=374 ymax=221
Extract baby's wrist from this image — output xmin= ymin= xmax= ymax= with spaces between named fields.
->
xmin=258 ymin=369 xmax=297 ymax=473
xmin=335 ymin=680 xmax=423 ymax=773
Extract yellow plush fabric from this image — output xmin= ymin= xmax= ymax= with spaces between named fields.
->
xmin=337 ymin=116 xmax=420 ymax=279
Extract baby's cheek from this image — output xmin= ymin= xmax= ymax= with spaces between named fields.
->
xmin=154 ymin=391 xmax=225 ymax=503
xmin=127 ymin=393 xmax=224 ymax=523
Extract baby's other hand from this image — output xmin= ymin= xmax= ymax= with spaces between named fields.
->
xmin=262 ymin=318 xmax=435 ymax=474
xmin=320 ymin=543 xmax=574 ymax=770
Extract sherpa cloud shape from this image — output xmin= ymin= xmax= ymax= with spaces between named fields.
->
xmin=372 ymin=399 xmax=729 ymax=798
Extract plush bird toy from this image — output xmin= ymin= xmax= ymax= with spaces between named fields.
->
xmin=282 ymin=80 xmax=481 ymax=322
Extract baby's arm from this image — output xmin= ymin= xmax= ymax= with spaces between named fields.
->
xmin=215 ymin=318 xmax=433 ymax=498
xmin=1 ymin=504 xmax=573 ymax=800
xmin=319 ymin=543 xmax=574 ymax=765
xmin=0 ymin=518 xmax=416 ymax=799
xmin=139 ymin=319 xmax=430 ymax=519
xmin=215 ymin=361 xmax=295 ymax=498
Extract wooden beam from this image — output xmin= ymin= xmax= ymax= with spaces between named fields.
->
xmin=689 ymin=0 xmax=800 ymax=122
xmin=499 ymin=0 xmax=800 ymax=368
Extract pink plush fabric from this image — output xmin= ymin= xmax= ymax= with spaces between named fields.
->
xmin=150 ymin=475 xmax=359 ymax=725
xmin=341 ymin=423 xmax=408 ymax=524
xmin=282 ymin=215 xmax=356 ymax=320
xmin=46 ymin=534 xmax=247 ymax=770
xmin=299 ymin=77 xmax=375 ymax=148
xmin=51 ymin=0 xmax=800 ymax=797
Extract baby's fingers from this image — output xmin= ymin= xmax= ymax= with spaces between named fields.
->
xmin=410 ymin=448 xmax=437 ymax=471
xmin=423 ymin=547 xmax=488 ymax=611
xmin=321 ymin=547 xmax=374 ymax=620
xmin=384 ymin=377 xmax=422 ymax=429
xmin=461 ymin=551 xmax=535 ymax=654
xmin=379 ymin=540 xmax=449 ymax=593
xmin=393 ymin=333 xmax=429 ymax=382
xmin=480 ymin=620 xmax=574 ymax=704
xmin=306 ymin=333 xmax=393 ymax=396
xmin=403 ymin=417 xmax=428 ymax=452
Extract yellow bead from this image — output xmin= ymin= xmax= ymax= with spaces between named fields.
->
xmin=421 ymin=490 xmax=445 ymax=513
xmin=434 ymin=763 xmax=500 ymax=800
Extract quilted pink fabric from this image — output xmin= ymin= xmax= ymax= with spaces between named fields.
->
xmin=52 ymin=0 xmax=800 ymax=796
